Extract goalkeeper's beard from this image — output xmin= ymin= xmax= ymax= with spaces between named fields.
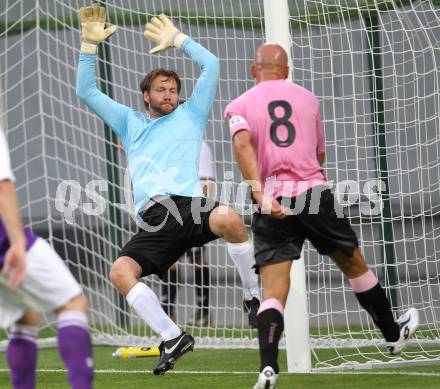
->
xmin=149 ymin=100 xmax=178 ymax=116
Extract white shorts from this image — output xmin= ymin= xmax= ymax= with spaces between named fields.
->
xmin=0 ymin=238 xmax=82 ymax=329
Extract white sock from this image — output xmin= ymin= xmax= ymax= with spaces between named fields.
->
xmin=9 ymin=324 xmax=38 ymax=342
xmin=126 ymin=282 xmax=181 ymax=341
xmin=226 ymin=240 xmax=260 ymax=300
xmin=57 ymin=310 xmax=88 ymax=329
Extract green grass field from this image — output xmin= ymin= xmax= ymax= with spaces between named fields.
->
xmin=1 ymin=346 xmax=440 ymax=388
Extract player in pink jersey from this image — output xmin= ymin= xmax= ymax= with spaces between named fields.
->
xmin=225 ymin=44 xmax=419 ymax=389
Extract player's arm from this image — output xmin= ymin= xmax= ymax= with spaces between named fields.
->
xmin=316 ymin=103 xmax=326 ymax=166
xmin=232 ymin=131 xmax=261 ymax=194
xmin=0 ymin=181 xmax=26 ymax=250
xmin=0 ymin=130 xmax=26 ymax=288
xmin=233 ymin=130 xmax=286 ymax=219
xmin=143 ymin=15 xmax=220 ymax=119
xmin=0 ymin=180 xmax=27 ymax=288
xmin=76 ymin=3 xmax=130 ymax=142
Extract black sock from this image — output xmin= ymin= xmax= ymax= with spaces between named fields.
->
xmin=355 ymin=283 xmax=399 ymax=342
xmin=257 ymin=308 xmax=284 ymax=374
xmin=161 ymin=269 xmax=177 ymax=317
xmin=195 ymin=265 xmax=210 ymax=314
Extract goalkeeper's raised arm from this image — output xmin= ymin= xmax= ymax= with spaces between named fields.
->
xmin=143 ymin=14 xmax=220 ymax=120
xmin=76 ymin=3 xmax=131 ymax=144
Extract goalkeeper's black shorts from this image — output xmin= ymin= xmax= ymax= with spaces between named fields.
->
xmin=119 ymin=196 xmax=219 ymax=278
xmin=252 ymin=186 xmax=359 ymax=272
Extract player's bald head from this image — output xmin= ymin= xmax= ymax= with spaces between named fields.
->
xmin=252 ymin=43 xmax=289 ymax=82
xmin=255 ymin=43 xmax=288 ymax=67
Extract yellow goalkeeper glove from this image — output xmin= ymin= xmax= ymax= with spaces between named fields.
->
xmin=143 ymin=14 xmax=187 ymax=54
xmin=79 ymin=3 xmax=117 ymax=55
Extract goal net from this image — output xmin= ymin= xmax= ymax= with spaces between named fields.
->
xmin=1 ymin=0 xmax=439 ymax=370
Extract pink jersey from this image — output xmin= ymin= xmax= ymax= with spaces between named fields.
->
xmin=225 ymin=79 xmax=326 ymax=199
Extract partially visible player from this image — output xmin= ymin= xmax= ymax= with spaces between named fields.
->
xmin=225 ymin=43 xmax=419 ymax=389
xmin=0 ymin=126 xmax=93 ymax=389
xmin=161 ymin=140 xmax=215 ymax=326
xmin=76 ymin=4 xmax=259 ymax=375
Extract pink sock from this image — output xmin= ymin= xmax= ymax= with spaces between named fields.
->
xmin=349 ymin=269 xmax=378 ymax=293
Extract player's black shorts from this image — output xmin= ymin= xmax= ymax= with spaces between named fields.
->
xmin=252 ymin=186 xmax=358 ymax=271
xmin=119 ymin=196 xmax=219 ymax=278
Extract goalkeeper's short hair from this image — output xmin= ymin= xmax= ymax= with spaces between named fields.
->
xmin=139 ymin=69 xmax=181 ymax=109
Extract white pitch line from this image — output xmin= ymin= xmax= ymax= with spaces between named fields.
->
xmin=321 ymin=371 xmax=440 ymax=377
xmin=0 ymin=369 xmax=253 ymax=375
xmin=1 ymin=369 xmax=440 ymax=377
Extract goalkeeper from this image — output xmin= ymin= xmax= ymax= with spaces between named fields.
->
xmin=76 ymin=4 xmax=260 ymax=375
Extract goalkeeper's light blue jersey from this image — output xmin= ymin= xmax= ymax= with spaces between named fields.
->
xmin=76 ymin=38 xmax=219 ymax=217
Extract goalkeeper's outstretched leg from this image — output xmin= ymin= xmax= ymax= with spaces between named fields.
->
xmin=110 ymin=255 xmax=194 ymax=375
